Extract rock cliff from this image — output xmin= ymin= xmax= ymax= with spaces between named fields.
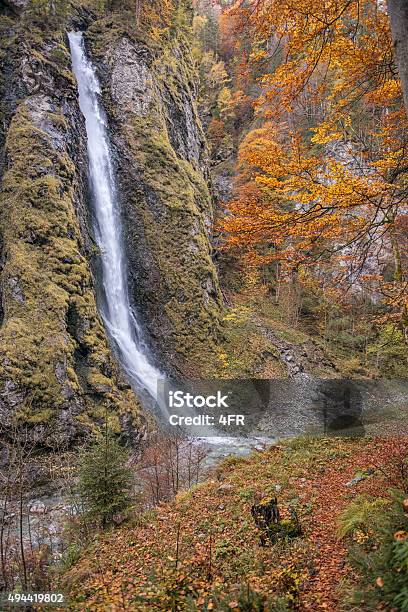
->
xmin=0 ymin=1 xmax=223 ymax=443
xmin=86 ymin=11 xmax=223 ymax=377
xmin=0 ymin=6 xmax=143 ymax=445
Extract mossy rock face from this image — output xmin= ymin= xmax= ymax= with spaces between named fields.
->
xmin=86 ymin=12 xmax=223 ymax=377
xmin=0 ymin=10 xmax=143 ymax=445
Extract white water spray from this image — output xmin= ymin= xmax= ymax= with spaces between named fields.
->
xmin=68 ymin=31 xmax=161 ymax=401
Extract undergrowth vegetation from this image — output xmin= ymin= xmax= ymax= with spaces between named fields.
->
xmin=62 ymin=435 xmax=408 ymax=611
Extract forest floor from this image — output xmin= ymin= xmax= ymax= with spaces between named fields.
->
xmin=63 ymin=434 xmax=408 ymax=611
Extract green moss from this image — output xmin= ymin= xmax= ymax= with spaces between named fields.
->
xmin=0 ymin=30 xmax=141 ymax=435
xmin=85 ymin=369 xmax=113 ymax=391
xmin=87 ymin=15 xmax=223 ymax=376
xmin=135 ymin=142 xmax=221 ymax=363
xmin=23 ymin=407 xmax=55 ymax=424
xmin=201 ymin=305 xmax=285 ymax=378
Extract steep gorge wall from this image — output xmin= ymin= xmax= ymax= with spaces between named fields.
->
xmin=0 ymin=7 xmax=143 ymax=445
xmin=0 ymin=1 xmax=223 ymax=442
xmin=86 ymin=13 xmax=223 ymax=377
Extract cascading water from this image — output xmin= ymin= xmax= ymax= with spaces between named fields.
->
xmin=67 ymin=32 xmax=268 ymax=450
xmin=68 ymin=31 xmax=161 ymax=402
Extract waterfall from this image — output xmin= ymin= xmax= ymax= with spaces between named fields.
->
xmin=68 ymin=31 xmax=161 ymax=401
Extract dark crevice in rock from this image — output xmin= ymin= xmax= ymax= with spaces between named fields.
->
xmin=0 ymin=0 xmax=22 ymax=17
xmin=65 ymin=300 xmax=86 ymax=352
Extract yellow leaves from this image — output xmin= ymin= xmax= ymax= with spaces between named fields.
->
xmin=367 ymin=80 xmax=402 ymax=105
xmin=372 ymin=148 xmax=406 ymax=173
xmin=250 ymin=49 xmax=268 ymax=62
xmin=311 ymin=122 xmax=343 ymax=145
xmin=354 ymin=528 xmax=370 ymax=544
xmin=218 ymin=86 xmax=233 ymax=114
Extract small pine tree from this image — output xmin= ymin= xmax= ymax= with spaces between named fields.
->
xmin=77 ymin=425 xmax=132 ymax=529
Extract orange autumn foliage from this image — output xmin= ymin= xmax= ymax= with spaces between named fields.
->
xmin=221 ymin=0 xmax=408 ymax=336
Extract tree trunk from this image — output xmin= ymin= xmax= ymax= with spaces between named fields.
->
xmin=387 ymin=0 xmax=408 ymax=115
xmin=19 ymin=488 xmax=27 ymax=590
xmin=135 ymin=0 xmax=142 ymax=26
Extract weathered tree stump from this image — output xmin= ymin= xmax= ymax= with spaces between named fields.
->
xmin=251 ymin=497 xmax=301 ymax=546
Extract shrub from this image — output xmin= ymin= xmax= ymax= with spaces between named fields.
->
xmin=340 ymin=491 xmax=408 ymax=610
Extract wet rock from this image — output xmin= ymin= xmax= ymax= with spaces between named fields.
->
xmin=109 ymin=38 xmax=155 ymax=117
xmin=0 ymin=380 xmax=25 ymax=407
xmin=55 ymin=362 xmax=67 ymax=385
xmin=61 ymin=384 xmax=75 ymax=400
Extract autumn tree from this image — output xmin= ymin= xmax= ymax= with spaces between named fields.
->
xmin=221 ymin=0 xmax=408 ymax=339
